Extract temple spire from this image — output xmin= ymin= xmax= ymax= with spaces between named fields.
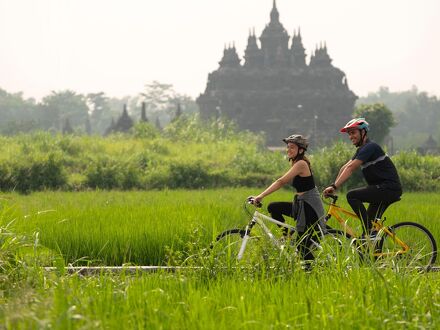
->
xmin=270 ymin=0 xmax=279 ymax=22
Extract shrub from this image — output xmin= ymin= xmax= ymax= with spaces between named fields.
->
xmin=310 ymin=141 xmax=363 ymax=190
xmin=168 ymin=163 xmax=211 ymax=189
xmin=10 ymin=153 xmax=67 ymax=193
xmin=393 ymin=151 xmax=440 ymax=191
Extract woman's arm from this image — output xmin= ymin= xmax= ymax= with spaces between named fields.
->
xmin=255 ymin=161 xmax=307 ymax=201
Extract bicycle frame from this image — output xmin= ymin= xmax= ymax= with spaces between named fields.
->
xmin=238 ymin=209 xmax=294 ymax=260
xmin=325 ymin=202 xmax=359 ymax=238
xmin=325 ymin=196 xmax=409 ymax=257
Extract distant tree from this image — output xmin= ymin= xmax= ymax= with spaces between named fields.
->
xmin=155 ymin=117 xmax=161 ymax=130
xmin=141 ymin=81 xmax=176 ymax=113
xmin=141 ymin=102 xmax=148 ymax=122
xmin=86 ymin=92 xmax=112 ymax=134
xmin=357 ymin=86 xmax=440 ymax=149
xmin=353 ymin=103 xmax=395 ymax=145
xmin=104 ymin=118 xmax=116 ymax=136
xmin=40 ymin=90 xmax=88 ymax=131
xmin=85 ymin=116 xmax=92 ymax=135
xmin=0 ymin=88 xmax=39 ymax=133
xmin=140 ymin=81 xmax=198 ymax=127
xmin=174 ymin=102 xmax=182 ymax=121
xmin=62 ymin=118 xmax=74 ymax=134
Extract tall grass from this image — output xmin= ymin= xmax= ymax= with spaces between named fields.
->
xmin=1 ymin=268 xmax=439 ymax=329
xmin=1 ymin=190 xmax=440 ymax=329
xmin=4 ymin=189 xmax=440 ymax=266
xmin=1 ymin=116 xmax=439 ymax=192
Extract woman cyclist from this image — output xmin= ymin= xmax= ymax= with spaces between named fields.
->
xmin=251 ymin=134 xmax=325 ymax=264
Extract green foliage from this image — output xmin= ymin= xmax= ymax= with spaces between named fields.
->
xmin=0 ymin=151 xmax=67 ymax=194
xmin=163 ymin=113 xmax=260 ymax=144
xmin=358 ymin=86 xmax=440 ymax=149
xmin=310 ymin=141 xmax=363 ymax=190
xmin=168 ymin=163 xmax=211 ymax=189
xmin=0 ymin=117 xmax=439 ymax=193
xmin=40 ymin=90 xmax=89 ymax=130
xmin=0 ymin=88 xmax=39 ymax=134
xmin=354 ymin=103 xmax=395 ymax=145
xmin=85 ymin=157 xmax=140 ymax=190
xmin=133 ymin=121 xmax=160 ymax=139
xmin=393 ymin=151 xmax=440 ymax=191
xmin=0 ymin=191 xmax=439 ymax=328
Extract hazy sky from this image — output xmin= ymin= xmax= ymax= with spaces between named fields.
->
xmin=1 ymin=0 xmax=439 ymax=101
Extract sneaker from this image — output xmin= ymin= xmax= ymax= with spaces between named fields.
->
xmin=350 ymin=231 xmax=379 ymax=250
xmin=300 ymin=260 xmax=313 ymax=272
xmin=278 ymin=236 xmax=286 ymax=248
xmin=358 ymin=230 xmax=378 ymax=241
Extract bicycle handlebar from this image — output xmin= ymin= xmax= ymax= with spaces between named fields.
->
xmin=322 ymin=193 xmax=338 ymax=205
xmin=246 ymin=196 xmax=262 ymax=208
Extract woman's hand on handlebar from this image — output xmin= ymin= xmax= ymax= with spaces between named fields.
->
xmin=247 ymin=196 xmax=262 ymax=208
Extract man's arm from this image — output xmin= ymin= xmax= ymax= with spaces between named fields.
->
xmin=334 ymin=160 xmax=351 ymax=182
xmin=323 ymin=159 xmax=362 ymax=195
xmin=334 ymin=159 xmax=362 ymax=189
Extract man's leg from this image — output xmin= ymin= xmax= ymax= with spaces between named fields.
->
xmin=346 ymin=187 xmax=371 ymax=232
xmin=347 ymin=186 xmax=400 ymax=233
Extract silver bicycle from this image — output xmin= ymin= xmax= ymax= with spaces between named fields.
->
xmin=210 ymin=197 xmax=347 ymax=269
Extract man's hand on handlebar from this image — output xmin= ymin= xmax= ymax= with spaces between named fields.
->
xmin=323 ymin=186 xmax=336 ymax=197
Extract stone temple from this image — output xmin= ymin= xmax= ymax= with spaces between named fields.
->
xmin=196 ymin=0 xmax=357 ymax=147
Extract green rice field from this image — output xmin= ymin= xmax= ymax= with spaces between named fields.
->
xmin=1 ymin=189 xmax=440 ymax=328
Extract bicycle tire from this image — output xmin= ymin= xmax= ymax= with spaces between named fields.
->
xmin=211 ymin=228 xmax=285 ymax=268
xmin=377 ymin=221 xmax=437 ymax=269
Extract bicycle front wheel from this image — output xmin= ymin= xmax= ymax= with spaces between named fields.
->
xmin=378 ymin=222 xmax=437 ymax=269
xmin=211 ymin=228 xmax=283 ymax=269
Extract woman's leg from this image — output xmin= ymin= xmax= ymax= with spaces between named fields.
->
xmin=298 ymin=202 xmax=319 ymax=262
xmin=267 ymin=201 xmax=293 ymax=236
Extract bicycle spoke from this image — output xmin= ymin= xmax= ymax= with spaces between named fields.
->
xmin=378 ymin=222 xmax=437 ymax=269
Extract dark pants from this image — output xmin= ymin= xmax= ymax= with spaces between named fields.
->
xmin=267 ymin=201 xmax=319 ymax=261
xmin=346 ymin=185 xmax=401 ymax=233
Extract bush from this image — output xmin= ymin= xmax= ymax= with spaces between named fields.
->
xmin=393 ymin=151 xmax=440 ymax=191
xmin=10 ymin=153 xmax=67 ymax=193
xmin=167 ymin=163 xmax=211 ymax=189
xmin=0 ymin=122 xmax=439 ymax=192
xmin=311 ymin=141 xmax=363 ymax=190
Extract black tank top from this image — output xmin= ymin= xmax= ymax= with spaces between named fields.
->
xmin=292 ymin=175 xmax=315 ymax=193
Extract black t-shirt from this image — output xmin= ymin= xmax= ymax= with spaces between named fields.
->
xmin=352 ymin=140 xmax=402 ymax=190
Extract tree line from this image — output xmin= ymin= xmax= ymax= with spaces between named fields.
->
xmin=357 ymin=86 xmax=440 ymax=150
xmin=0 ymin=114 xmax=438 ymax=194
xmin=1 ymin=83 xmax=439 ymax=151
xmin=0 ymin=81 xmax=198 ymax=136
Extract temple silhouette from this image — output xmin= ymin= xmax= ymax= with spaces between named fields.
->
xmin=197 ymin=0 xmax=357 ymax=146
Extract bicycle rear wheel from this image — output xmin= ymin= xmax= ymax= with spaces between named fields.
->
xmin=211 ymin=228 xmax=285 ymax=269
xmin=377 ymin=222 xmax=437 ymax=269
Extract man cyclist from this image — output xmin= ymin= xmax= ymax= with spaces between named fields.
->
xmin=323 ymin=118 xmax=402 ymax=237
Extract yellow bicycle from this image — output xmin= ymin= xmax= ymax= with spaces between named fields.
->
xmin=323 ymin=194 xmax=437 ymax=270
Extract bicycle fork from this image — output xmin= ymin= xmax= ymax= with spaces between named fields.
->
xmin=237 ymin=218 xmax=256 ymax=260
xmin=237 ymin=215 xmax=287 ymax=261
